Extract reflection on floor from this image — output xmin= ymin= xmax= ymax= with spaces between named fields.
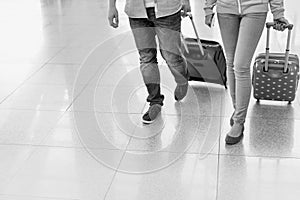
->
xmin=0 ymin=0 xmax=300 ymax=199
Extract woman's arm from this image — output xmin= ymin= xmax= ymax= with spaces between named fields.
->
xmin=269 ymin=0 xmax=285 ymax=20
xmin=269 ymin=0 xmax=290 ymax=31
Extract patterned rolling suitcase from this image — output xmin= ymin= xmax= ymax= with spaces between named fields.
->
xmin=252 ymin=22 xmax=299 ymax=103
xmin=181 ymin=14 xmax=227 ymax=88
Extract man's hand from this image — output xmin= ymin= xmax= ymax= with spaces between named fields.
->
xmin=205 ymin=13 xmax=214 ymax=28
xmin=108 ymin=6 xmax=119 ymax=28
xmin=273 ymin=17 xmax=289 ymax=31
xmin=181 ymin=0 xmax=191 ymax=17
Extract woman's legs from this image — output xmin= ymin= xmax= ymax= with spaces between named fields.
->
xmin=217 ymin=14 xmax=240 ymax=110
xmin=218 ymin=12 xmax=267 ymax=137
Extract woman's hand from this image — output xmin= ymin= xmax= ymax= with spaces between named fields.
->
xmin=205 ymin=13 xmax=214 ymax=28
xmin=273 ymin=17 xmax=289 ymax=31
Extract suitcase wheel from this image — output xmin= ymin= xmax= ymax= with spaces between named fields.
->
xmin=256 ymin=99 xmax=260 ymax=103
xmin=288 ymin=101 xmax=292 ymax=104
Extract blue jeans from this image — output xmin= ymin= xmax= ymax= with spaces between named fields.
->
xmin=129 ymin=8 xmax=188 ymax=106
xmin=217 ymin=13 xmax=267 ymax=124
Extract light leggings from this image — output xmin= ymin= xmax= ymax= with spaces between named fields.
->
xmin=217 ymin=12 xmax=267 ymax=125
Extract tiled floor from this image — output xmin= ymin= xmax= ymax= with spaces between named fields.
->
xmin=0 ymin=0 xmax=300 ymax=199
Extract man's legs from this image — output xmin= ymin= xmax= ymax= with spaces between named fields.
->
xmin=129 ymin=10 xmax=164 ymax=123
xmin=154 ymin=10 xmax=189 ymax=101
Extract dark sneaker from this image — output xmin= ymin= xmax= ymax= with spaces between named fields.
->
xmin=142 ymin=104 xmax=162 ymax=124
xmin=174 ymin=83 xmax=188 ymax=101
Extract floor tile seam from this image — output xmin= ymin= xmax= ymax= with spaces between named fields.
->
xmin=46 ymin=61 xmax=87 ymax=65
xmin=102 ymin=137 xmax=132 ymax=200
xmin=217 ymin=153 xmax=300 ymax=160
xmin=92 ymin=111 xmax=228 ymax=117
xmin=24 ymin=64 xmax=104 ymax=86
xmin=37 ymin=98 xmax=136 ymax=150
xmin=0 ymin=107 xmax=65 ymax=150
xmin=119 ymin=149 xmax=219 ymax=156
xmin=33 ymin=109 xmax=69 ymax=147
xmin=215 ymin=94 xmax=225 ymax=200
xmin=0 ymin=109 xmax=70 ymax=181
xmin=91 ymin=62 xmax=138 ymax=68
xmin=64 ymin=52 xmax=128 ymax=112
xmin=122 ymin=96 xmax=143 ymax=144
xmin=0 ymin=108 xmax=66 ymax=112
xmin=219 ymin=114 xmax=300 ymax=120
xmin=0 ymin=61 xmax=51 ymax=105
xmin=3 ymin=143 xmax=300 ymax=161
xmin=31 ymin=45 xmax=67 ymax=48
xmin=8 ymin=106 xmax=77 ymax=161
xmin=62 ymin=110 xmax=300 ymax=120
xmin=78 ymin=111 xmax=143 ymax=114
xmin=157 ymin=113 xmax=225 ymax=118
xmin=71 ymin=98 xmax=133 ymax=174
xmin=64 ymin=82 xmax=93 ymax=112
xmin=126 ymin=133 xmax=220 ymax=154
xmin=47 ymin=31 xmax=128 ymax=66
xmin=0 ymin=101 xmax=67 ymax=111
xmin=115 ymin=117 xmax=220 ymax=177
xmin=91 ymin=84 xmax=148 ymax=87
xmin=0 ymin=143 xmax=84 ymax=149
xmin=26 ymin=145 xmax=135 ymax=152
xmin=30 ymin=138 xmax=128 ymax=200
xmin=0 ymin=193 xmax=80 ymax=200
xmin=43 ymin=45 xmax=72 ymax=64
xmin=41 ymin=63 xmax=82 ymax=67
xmin=0 ymin=143 xmax=141 ymax=152
xmin=126 ymin=103 xmax=209 ymax=148
xmin=41 ymin=46 xmax=68 ymax=65
xmin=0 ymin=107 xmax=90 ymax=112
xmin=0 ymin=47 xmax=69 ymax=105
xmin=0 ymin=145 xmax=44 ymax=193
xmin=22 ymin=83 xmax=88 ymax=87
xmin=65 ymin=94 xmax=136 ymax=153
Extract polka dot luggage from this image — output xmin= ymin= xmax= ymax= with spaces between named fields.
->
xmin=181 ymin=14 xmax=227 ymax=88
xmin=252 ymin=22 xmax=299 ymax=103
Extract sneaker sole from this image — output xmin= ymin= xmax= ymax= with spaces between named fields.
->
xmin=142 ymin=118 xmax=155 ymax=124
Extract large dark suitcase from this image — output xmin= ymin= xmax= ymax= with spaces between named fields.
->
xmin=181 ymin=14 xmax=227 ymax=88
xmin=252 ymin=22 xmax=299 ymax=103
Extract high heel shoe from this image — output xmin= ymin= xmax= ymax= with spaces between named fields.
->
xmin=225 ymin=126 xmax=244 ymax=145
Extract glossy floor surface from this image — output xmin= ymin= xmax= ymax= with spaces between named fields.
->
xmin=1 ymin=0 xmax=300 ymax=200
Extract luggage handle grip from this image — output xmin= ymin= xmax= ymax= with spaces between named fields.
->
xmin=264 ymin=22 xmax=293 ymax=73
xmin=266 ymin=22 xmax=293 ymax=30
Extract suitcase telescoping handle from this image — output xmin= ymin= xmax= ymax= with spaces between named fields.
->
xmin=183 ymin=13 xmax=204 ymax=55
xmin=265 ymin=22 xmax=294 ymax=73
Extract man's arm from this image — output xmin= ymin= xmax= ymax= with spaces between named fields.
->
xmin=204 ymin=0 xmax=216 ymax=27
xmin=204 ymin=0 xmax=216 ymax=16
xmin=108 ymin=0 xmax=119 ymax=28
